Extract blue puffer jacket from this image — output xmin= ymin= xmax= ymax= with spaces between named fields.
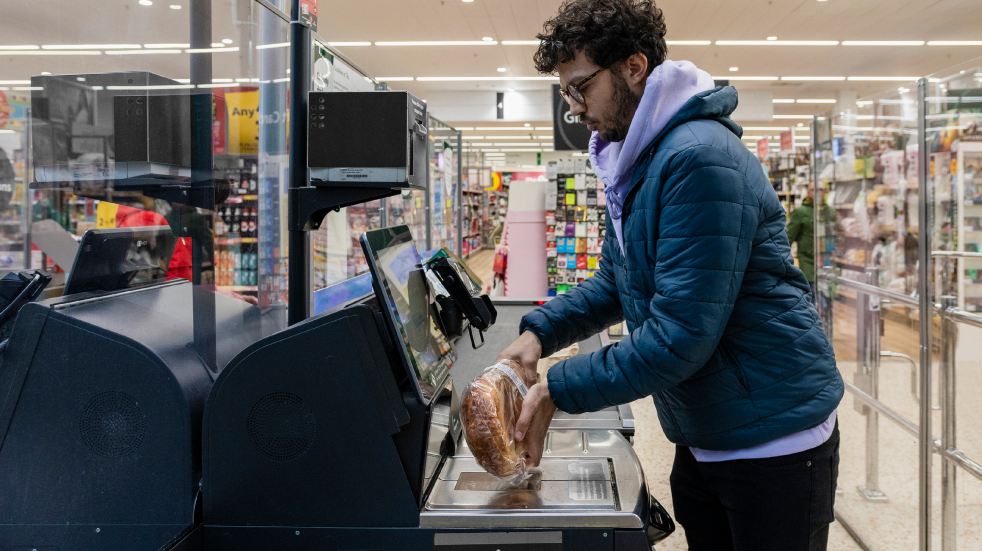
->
xmin=521 ymin=86 xmax=843 ymax=450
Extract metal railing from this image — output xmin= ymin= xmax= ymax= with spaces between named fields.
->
xmin=819 ymin=268 xmax=982 ymax=551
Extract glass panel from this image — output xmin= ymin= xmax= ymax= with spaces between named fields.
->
xmin=5 ymin=0 xmax=292 ymax=367
xmin=818 ymin=86 xmax=924 ymax=549
xmin=924 ymin=59 xmax=982 ymax=551
xmin=307 ymin=39 xmax=383 ymax=290
xmin=428 ymin=116 xmax=460 ymax=255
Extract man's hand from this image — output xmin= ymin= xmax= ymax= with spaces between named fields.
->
xmin=514 ymin=381 xmax=557 ymax=468
xmin=497 ymin=331 xmax=543 ymax=386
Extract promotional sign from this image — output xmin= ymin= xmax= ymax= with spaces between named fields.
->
xmin=299 ymin=0 xmax=318 ymax=30
xmin=780 ymin=131 xmax=793 ymax=154
xmin=225 ymin=88 xmax=260 ymax=155
xmin=96 ymin=201 xmax=119 ymax=229
xmin=0 ymin=91 xmax=28 ymax=131
xmin=757 ymin=139 xmax=769 ymax=160
xmin=552 ymin=84 xmax=591 ymax=151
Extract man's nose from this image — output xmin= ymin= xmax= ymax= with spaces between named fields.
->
xmin=568 ymin=100 xmax=586 ymax=118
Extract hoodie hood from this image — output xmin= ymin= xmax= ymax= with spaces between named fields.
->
xmin=589 ymin=60 xmax=716 ymax=224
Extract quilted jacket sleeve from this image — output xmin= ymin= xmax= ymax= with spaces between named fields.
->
xmin=519 ymin=230 xmax=623 ymax=357
xmin=547 ymin=145 xmax=759 ymax=413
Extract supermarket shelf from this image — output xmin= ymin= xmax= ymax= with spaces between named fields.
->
xmin=215 ymin=237 xmax=258 ymax=245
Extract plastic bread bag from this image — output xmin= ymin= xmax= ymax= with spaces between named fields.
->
xmin=460 ymin=359 xmax=531 ymax=485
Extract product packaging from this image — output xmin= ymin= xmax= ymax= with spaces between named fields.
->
xmin=461 ymin=359 xmax=530 ymax=484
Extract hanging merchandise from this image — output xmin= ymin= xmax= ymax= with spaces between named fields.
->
xmin=545 ymin=159 xmax=606 ymax=296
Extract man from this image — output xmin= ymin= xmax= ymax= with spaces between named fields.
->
xmin=787 ymin=188 xmax=818 ymax=296
xmin=498 ymin=1 xmax=844 ymax=549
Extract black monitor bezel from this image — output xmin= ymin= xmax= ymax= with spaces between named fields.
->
xmin=361 ymin=225 xmax=454 ymax=405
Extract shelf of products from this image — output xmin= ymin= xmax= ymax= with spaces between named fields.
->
xmin=461 ymin=167 xmax=488 ymax=258
xmin=215 ymin=158 xmax=260 ymax=293
xmin=957 ymin=142 xmax=982 ymax=311
xmin=545 ymin=159 xmax=606 ymax=296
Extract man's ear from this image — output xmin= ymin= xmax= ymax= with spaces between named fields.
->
xmin=623 ymin=52 xmax=649 ymax=86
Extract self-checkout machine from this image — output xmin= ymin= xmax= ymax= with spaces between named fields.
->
xmin=198 ymin=85 xmax=673 ymax=549
xmin=0 ymin=72 xmax=287 ymax=550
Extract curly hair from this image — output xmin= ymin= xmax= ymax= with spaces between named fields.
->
xmin=534 ymin=0 xmax=668 ymax=75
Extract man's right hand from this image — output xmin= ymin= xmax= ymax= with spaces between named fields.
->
xmin=497 ymin=331 xmax=543 ymax=387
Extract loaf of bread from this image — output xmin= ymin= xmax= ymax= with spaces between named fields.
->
xmin=461 ymin=359 xmax=528 ymax=480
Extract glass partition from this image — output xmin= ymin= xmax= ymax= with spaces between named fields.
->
xmin=817 ymin=60 xmax=982 ymax=550
xmin=428 ymin=116 xmax=461 ymax=255
xmin=0 ymin=0 xmax=294 ymax=369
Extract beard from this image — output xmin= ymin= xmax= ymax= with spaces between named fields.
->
xmin=598 ymin=72 xmax=641 ymax=142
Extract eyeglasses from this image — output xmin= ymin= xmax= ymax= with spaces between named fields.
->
xmin=558 ymin=67 xmax=606 ymax=106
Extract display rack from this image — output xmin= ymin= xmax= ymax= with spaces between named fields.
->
xmin=214 ymin=156 xmax=260 ymax=294
xmin=545 ymin=158 xmax=606 ymax=296
xmin=956 ymin=141 xmax=982 ymax=311
xmin=461 ymin=167 xmax=485 ymax=257
xmin=428 ymin=117 xmax=461 ymax=254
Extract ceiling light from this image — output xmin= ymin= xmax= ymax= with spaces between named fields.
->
xmin=462 ymin=0 xmax=475 ymax=3
xmin=106 ymin=49 xmax=181 ymax=55
xmin=524 ymin=123 xmax=531 ymax=127
xmin=474 ymin=127 xmax=541 ymax=131
xmin=927 ymin=41 xmax=982 ymax=46
xmin=774 ymin=115 xmax=817 ymax=121
xmin=846 ymin=76 xmax=919 ymax=81
xmin=197 ymin=83 xmax=242 ymax=89
xmin=76 ymin=77 xmax=86 ymax=82
xmin=1 ymin=50 xmax=102 ymax=56
xmin=222 ymin=38 xmax=234 ymax=45
xmin=742 ymin=126 xmax=791 ymax=131
xmin=0 ymin=45 xmax=40 ymax=51
xmin=501 ymin=40 xmax=539 ymax=46
xmin=328 ymin=41 xmax=371 ymax=47
xmin=169 ymin=4 xmax=181 ymax=9
xmin=898 ymin=87 xmax=911 ymax=93
xmin=138 ymin=0 xmax=153 ymax=5
xmin=715 ymin=40 xmax=839 ymax=46
xmin=767 ymin=36 xmax=778 ymax=41
xmin=841 ymin=40 xmax=925 ymax=46
xmin=415 ymin=76 xmax=557 ymax=81
xmin=376 ymin=76 xmax=414 ymax=81
xmin=796 ymin=99 xmax=837 ymax=104
xmin=773 ymin=99 xmax=796 ymax=104
xmin=210 ymin=42 xmax=225 ymax=48
xmin=256 ymin=42 xmax=290 ymax=49
xmin=482 ymin=36 xmax=495 ymax=42
xmin=666 ymin=40 xmax=712 ymax=46
xmin=186 ymin=46 xmax=240 ymax=53
xmin=713 ymin=76 xmax=779 ymax=81
xmin=145 ymin=43 xmax=190 ymax=48
xmin=781 ymin=76 xmax=845 ymax=81
xmin=40 ymin=72 xmax=51 ymax=76
xmin=375 ymin=40 xmax=497 ymax=47
xmin=0 ymin=80 xmax=30 ymax=85
xmin=729 ymin=66 xmax=739 ymax=72
xmin=42 ymin=44 xmax=141 ymax=50
xmin=497 ymin=67 xmax=507 ymax=73
xmin=797 ymin=123 xmax=805 ymax=127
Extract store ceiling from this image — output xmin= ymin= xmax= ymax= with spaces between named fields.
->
xmin=320 ymin=0 xmax=982 ymax=116
xmin=1 ymin=0 xmax=982 ymax=141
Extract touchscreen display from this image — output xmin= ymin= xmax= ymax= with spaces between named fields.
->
xmin=362 ymin=226 xmax=454 ymax=401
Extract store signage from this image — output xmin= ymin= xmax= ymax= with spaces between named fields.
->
xmin=780 ymin=131 xmax=793 ymax=153
xmin=757 ymin=138 xmax=769 ymax=160
xmin=300 ymin=0 xmax=318 ymax=30
xmin=226 ymin=88 xmax=260 ymax=155
xmin=552 ymin=85 xmax=591 ymax=151
xmin=961 ymin=113 xmax=982 ymax=142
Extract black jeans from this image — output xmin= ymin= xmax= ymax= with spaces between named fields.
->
xmin=670 ymin=425 xmax=840 ymax=551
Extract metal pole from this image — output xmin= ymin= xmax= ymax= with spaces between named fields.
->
xmin=425 ymin=117 xmax=433 ymax=250
xmin=287 ymin=0 xmax=311 ymax=325
xmin=916 ymin=76 xmax=933 ymax=551
xmin=22 ymin=109 xmax=32 ymax=270
xmin=456 ymin=129 xmax=463 ymax=257
xmin=857 ymin=267 xmax=887 ymax=501
xmin=940 ymin=295 xmax=958 ymax=551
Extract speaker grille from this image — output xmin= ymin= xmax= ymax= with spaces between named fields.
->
xmin=247 ymin=392 xmax=317 ymax=462
xmin=79 ymin=391 xmax=148 ymax=458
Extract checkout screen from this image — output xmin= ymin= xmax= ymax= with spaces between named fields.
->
xmin=362 ymin=227 xmax=454 ymax=401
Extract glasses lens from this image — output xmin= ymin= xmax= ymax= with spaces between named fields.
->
xmin=570 ymin=87 xmax=585 ymax=104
